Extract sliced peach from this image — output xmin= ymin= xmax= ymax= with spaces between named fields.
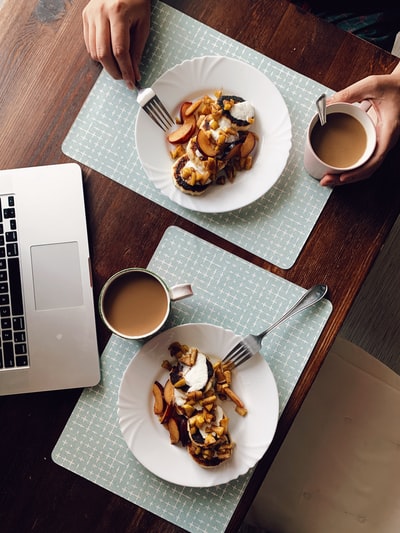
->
xmin=183 ymin=110 xmax=197 ymax=130
xmin=167 ymin=120 xmax=196 ymax=144
xmin=196 ymin=128 xmax=218 ymax=157
xmin=179 ymin=101 xmax=193 ymax=122
xmin=163 ymin=379 xmax=175 ymax=405
xmin=183 ymin=99 xmax=202 ymax=118
xmin=159 ymin=402 xmax=174 ymax=424
xmin=152 ymin=381 xmax=165 ymax=415
xmin=167 ymin=417 xmax=181 ymax=444
xmin=240 ymin=131 xmax=257 ymax=158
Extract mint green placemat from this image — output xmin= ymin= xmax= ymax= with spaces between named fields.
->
xmin=62 ymin=0 xmax=332 ymax=270
xmin=52 ymin=226 xmax=332 ymax=533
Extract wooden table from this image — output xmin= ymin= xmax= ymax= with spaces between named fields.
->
xmin=1 ymin=1 xmax=399 ymax=531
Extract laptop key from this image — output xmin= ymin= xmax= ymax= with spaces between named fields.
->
xmin=2 ymin=330 xmax=12 ymax=341
xmin=1 ymin=318 xmax=11 ymax=329
xmin=0 ymin=294 xmax=9 ymax=305
xmin=13 ymin=317 xmax=25 ymax=330
xmin=3 ymin=208 xmax=15 ymax=219
xmin=15 ymin=343 xmax=27 ymax=355
xmin=3 ymin=342 xmax=14 ymax=367
xmin=14 ymin=331 xmax=25 ymax=342
xmin=16 ymin=355 xmax=28 ymax=367
xmin=5 ymin=231 xmax=17 ymax=242
xmin=8 ymin=257 xmax=23 ymax=316
xmin=6 ymin=243 xmax=18 ymax=257
xmin=0 ymin=282 xmax=8 ymax=292
xmin=0 ymin=306 xmax=10 ymax=317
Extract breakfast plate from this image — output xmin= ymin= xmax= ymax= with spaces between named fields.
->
xmin=117 ymin=323 xmax=279 ymax=487
xmin=135 ymin=56 xmax=292 ymax=213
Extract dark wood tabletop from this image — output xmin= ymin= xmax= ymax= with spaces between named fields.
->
xmin=1 ymin=1 xmax=399 ymax=532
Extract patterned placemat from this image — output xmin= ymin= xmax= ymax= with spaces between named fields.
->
xmin=52 ymin=226 xmax=332 ymax=533
xmin=62 ymin=0 xmax=333 ymax=270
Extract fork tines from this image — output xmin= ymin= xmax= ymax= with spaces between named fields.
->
xmin=144 ymin=96 xmax=175 ymax=131
xmin=222 ymin=345 xmax=251 ymax=368
xmin=136 ymin=84 xmax=174 ymax=131
xmin=222 ymin=336 xmax=257 ymax=368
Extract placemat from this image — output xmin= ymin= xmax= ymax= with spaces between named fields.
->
xmin=62 ymin=0 xmax=333 ymax=270
xmin=52 ymin=226 xmax=332 ymax=533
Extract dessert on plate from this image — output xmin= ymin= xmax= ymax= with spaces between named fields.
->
xmin=167 ymin=92 xmax=257 ymax=195
xmin=152 ymin=341 xmax=247 ymax=468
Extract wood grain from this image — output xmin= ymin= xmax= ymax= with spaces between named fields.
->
xmin=0 ymin=1 xmax=399 ymax=532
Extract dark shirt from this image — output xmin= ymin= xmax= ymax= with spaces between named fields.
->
xmin=291 ymin=2 xmax=400 ymax=52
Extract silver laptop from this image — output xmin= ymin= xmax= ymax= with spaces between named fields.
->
xmin=0 ymin=162 xmax=100 ymax=395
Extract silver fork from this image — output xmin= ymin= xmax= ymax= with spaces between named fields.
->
xmin=222 ymin=284 xmax=328 ymax=368
xmin=136 ymin=82 xmax=174 ymax=131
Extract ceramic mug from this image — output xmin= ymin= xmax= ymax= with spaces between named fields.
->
xmin=98 ymin=268 xmax=193 ymax=340
xmin=304 ymin=101 xmax=376 ymax=180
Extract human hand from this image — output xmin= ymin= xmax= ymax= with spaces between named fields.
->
xmin=82 ymin=0 xmax=151 ymax=89
xmin=320 ymin=63 xmax=400 ymax=187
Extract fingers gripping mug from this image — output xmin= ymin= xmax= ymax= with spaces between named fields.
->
xmin=304 ymin=101 xmax=377 ymax=180
xmin=99 ymin=268 xmax=193 ymax=340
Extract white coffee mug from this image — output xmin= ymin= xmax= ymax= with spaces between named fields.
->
xmin=98 ymin=268 xmax=193 ymax=340
xmin=304 ymin=101 xmax=376 ymax=180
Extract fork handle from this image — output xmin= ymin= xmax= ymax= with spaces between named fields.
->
xmin=257 ymin=284 xmax=328 ymax=339
xmin=136 ymin=85 xmax=156 ymax=106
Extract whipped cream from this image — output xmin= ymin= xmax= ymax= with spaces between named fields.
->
xmin=184 ymin=351 xmax=209 ymax=392
xmin=230 ymin=100 xmax=254 ymax=123
xmin=208 ymin=116 xmax=238 ymax=144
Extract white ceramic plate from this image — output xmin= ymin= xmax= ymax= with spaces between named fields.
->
xmin=135 ymin=56 xmax=292 ymax=213
xmin=118 ymin=323 xmax=279 ymax=487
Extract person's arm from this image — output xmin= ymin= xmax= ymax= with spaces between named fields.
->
xmin=82 ymin=0 xmax=151 ymax=89
xmin=320 ymin=62 xmax=400 ymax=186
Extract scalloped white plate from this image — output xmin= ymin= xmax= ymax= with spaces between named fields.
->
xmin=117 ymin=323 xmax=279 ymax=487
xmin=135 ymin=56 xmax=292 ymax=213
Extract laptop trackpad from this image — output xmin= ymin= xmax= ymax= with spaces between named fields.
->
xmin=31 ymin=242 xmax=84 ymax=310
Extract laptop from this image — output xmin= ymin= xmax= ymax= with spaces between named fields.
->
xmin=0 ymin=162 xmax=100 ymax=395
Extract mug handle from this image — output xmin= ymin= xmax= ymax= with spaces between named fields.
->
xmin=357 ymin=99 xmax=378 ymax=125
xmin=358 ymin=100 xmax=372 ymax=112
xmin=169 ymin=283 xmax=193 ymax=301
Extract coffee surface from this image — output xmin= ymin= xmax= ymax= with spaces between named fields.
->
xmin=103 ymin=271 xmax=168 ymax=336
xmin=311 ymin=112 xmax=367 ymax=168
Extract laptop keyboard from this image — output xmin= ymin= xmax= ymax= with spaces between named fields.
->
xmin=0 ymin=194 xmax=29 ymax=370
